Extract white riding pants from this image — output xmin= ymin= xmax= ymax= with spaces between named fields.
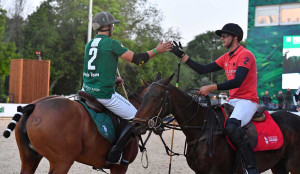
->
xmin=97 ymin=92 xmax=137 ymax=120
xmin=227 ymin=99 xmax=259 ymax=127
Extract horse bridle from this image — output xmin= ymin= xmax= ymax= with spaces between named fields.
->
xmin=133 ymin=82 xmax=172 ymax=131
xmin=133 ymin=81 xmax=225 ymax=158
xmin=133 ymin=81 xmax=204 ymax=133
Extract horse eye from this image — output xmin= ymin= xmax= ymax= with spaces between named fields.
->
xmin=144 ymin=92 xmax=150 ymax=98
xmin=151 ymin=97 xmax=158 ymax=101
xmin=151 ymin=96 xmax=160 ymax=101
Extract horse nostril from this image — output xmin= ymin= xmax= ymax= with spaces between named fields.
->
xmin=133 ymin=122 xmax=141 ymax=128
xmin=132 ymin=122 xmax=146 ymax=135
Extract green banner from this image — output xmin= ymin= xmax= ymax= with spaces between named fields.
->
xmin=0 ymin=107 xmax=4 ymax=113
xmin=248 ymin=0 xmax=300 ymax=96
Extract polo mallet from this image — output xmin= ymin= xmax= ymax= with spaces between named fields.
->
xmin=117 ymin=68 xmax=129 ymax=100
xmin=168 ymin=58 xmax=182 ymax=174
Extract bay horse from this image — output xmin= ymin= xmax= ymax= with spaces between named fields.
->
xmin=132 ymin=74 xmax=300 ymax=174
xmin=3 ymin=81 xmax=151 ymax=174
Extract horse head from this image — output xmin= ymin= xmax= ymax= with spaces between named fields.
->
xmin=133 ymin=74 xmax=175 ymax=135
xmin=127 ymin=72 xmax=162 ymax=109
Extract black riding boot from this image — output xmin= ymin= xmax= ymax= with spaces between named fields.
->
xmin=225 ymin=118 xmax=259 ymax=174
xmin=239 ymin=141 xmax=259 ymax=174
xmin=106 ymin=124 xmax=136 ymax=166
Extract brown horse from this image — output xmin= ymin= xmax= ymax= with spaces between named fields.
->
xmin=3 ymin=82 xmax=149 ymax=174
xmin=132 ymin=74 xmax=300 ymax=174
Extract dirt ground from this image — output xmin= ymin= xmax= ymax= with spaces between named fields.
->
xmin=0 ymin=118 xmax=272 ymax=174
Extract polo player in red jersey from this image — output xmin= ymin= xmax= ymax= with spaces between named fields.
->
xmin=171 ymin=23 xmax=259 ymax=174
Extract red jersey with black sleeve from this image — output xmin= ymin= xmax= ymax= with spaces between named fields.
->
xmin=215 ymin=46 xmax=259 ymax=103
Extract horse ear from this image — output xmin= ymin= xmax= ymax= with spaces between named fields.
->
xmin=154 ymin=72 xmax=161 ymax=82
xmin=141 ymin=79 xmax=149 ymax=87
xmin=162 ymin=73 xmax=175 ymax=85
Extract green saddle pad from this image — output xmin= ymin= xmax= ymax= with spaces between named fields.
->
xmin=77 ymin=100 xmax=115 ymax=143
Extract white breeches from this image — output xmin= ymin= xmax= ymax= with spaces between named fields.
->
xmin=97 ymin=92 xmax=137 ymax=120
xmin=227 ymin=99 xmax=259 ymax=127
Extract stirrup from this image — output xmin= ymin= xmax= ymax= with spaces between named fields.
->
xmin=245 ymin=167 xmax=259 ymax=174
xmin=106 ymin=153 xmax=129 ymax=166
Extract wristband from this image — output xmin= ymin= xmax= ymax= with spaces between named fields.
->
xmin=153 ymin=49 xmax=158 ymax=55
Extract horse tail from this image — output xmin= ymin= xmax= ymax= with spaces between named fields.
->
xmin=3 ymin=104 xmax=35 ymax=138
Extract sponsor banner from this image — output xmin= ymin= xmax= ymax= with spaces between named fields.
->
xmin=0 ymin=103 xmax=27 ymax=117
xmin=269 ymin=111 xmax=300 ymax=116
xmin=282 ymin=35 xmax=300 ymax=89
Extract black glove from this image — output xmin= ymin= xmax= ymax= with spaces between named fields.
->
xmin=171 ymin=41 xmax=185 ymax=58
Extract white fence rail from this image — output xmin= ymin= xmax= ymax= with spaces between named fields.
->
xmin=0 ymin=103 xmax=27 ymax=117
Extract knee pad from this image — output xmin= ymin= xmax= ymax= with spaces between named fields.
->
xmin=225 ymin=118 xmax=245 ymax=146
xmin=225 ymin=118 xmax=241 ymax=135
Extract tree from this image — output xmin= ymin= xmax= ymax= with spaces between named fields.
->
xmin=179 ymin=31 xmax=228 ymax=91
xmin=113 ymin=0 xmax=180 ymax=90
xmin=19 ymin=1 xmax=63 ymax=93
xmin=12 ymin=0 xmax=180 ymax=95
xmin=53 ymin=0 xmax=180 ymax=94
xmin=0 ymin=6 xmax=18 ymax=100
xmin=4 ymin=0 xmax=26 ymax=51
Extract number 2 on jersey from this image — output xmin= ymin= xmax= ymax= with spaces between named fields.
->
xmin=88 ymin=38 xmax=102 ymax=70
xmin=88 ymin=48 xmax=97 ymax=70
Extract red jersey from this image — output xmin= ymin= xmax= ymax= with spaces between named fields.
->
xmin=215 ymin=46 xmax=259 ymax=103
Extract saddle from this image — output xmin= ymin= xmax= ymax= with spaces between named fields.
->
xmin=221 ymin=103 xmax=267 ymax=149
xmin=77 ymin=91 xmax=127 ymax=144
xmin=222 ymin=103 xmax=266 ymax=122
xmin=77 ymin=91 xmax=105 ymax=113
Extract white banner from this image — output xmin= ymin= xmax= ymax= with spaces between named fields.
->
xmin=0 ymin=103 xmax=27 ymax=117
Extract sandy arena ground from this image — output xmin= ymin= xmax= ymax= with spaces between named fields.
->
xmin=0 ymin=118 xmax=273 ymax=174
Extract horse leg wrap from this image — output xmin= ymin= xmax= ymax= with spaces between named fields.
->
xmin=106 ymin=124 xmax=136 ymax=166
xmin=225 ymin=118 xmax=259 ymax=174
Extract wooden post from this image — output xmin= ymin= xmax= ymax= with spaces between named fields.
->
xmin=9 ymin=59 xmax=50 ymax=103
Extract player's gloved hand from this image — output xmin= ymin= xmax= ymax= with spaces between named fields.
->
xmin=171 ymin=41 xmax=185 ymax=58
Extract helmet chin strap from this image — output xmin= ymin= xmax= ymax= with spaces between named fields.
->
xmin=227 ymin=35 xmax=235 ymax=49
xmin=99 ymin=25 xmax=112 ymax=36
xmin=109 ymin=25 xmax=112 ymax=37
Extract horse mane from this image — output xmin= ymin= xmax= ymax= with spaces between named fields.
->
xmin=125 ymin=83 xmax=147 ymax=99
xmin=159 ymin=81 xmax=207 ymax=108
xmin=166 ymin=82 xmax=224 ymax=132
xmin=135 ymin=86 xmax=147 ymax=95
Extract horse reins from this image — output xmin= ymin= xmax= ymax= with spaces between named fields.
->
xmin=187 ymin=96 xmax=225 ymax=157
xmin=124 ymin=83 xmax=143 ymax=104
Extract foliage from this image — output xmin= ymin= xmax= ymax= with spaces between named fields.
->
xmin=0 ymin=7 xmax=5 ymax=38
xmin=1 ymin=0 xmax=230 ymax=98
xmin=3 ymin=0 xmax=180 ymax=95
xmin=0 ymin=6 xmax=18 ymax=96
xmin=178 ymin=31 xmax=228 ymax=91
xmin=100 ymin=0 xmax=181 ymax=92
